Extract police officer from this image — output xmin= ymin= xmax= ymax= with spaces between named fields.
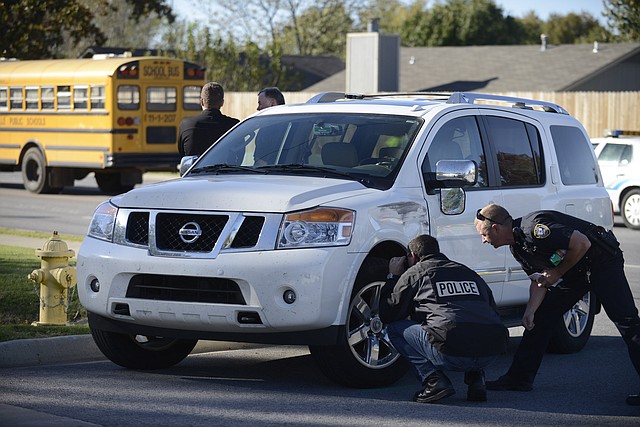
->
xmin=379 ymin=234 xmax=508 ymax=403
xmin=475 ymin=203 xmax=640 ymax=405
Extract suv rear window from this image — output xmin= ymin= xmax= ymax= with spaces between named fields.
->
xmin=551 ymin=125 xmax=598 ymax=185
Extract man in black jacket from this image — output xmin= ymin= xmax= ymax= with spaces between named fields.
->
xmin=475 ymin=203 xmax=640 ymax=406
xmin=380 ymin=234 xmax=508 ymax=403
xmin=178 ymin=82 xmax=239 ymax=157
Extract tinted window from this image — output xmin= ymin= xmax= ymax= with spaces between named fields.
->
xmin=423 ymin=116 xmax=488 ymax=187
xmin=551 ymin=125 xmax=598 ymax=185
xmin=485 ymin=116 xmax=542 ymax=187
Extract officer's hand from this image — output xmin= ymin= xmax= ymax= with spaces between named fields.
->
xmin=523 ymin=310 xmax=535 ymax=331
xmin=389 ymin=256 xmax=408 ymax=276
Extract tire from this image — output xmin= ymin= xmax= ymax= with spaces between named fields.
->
xmin=621 ymin=189 xmax=640 ymax=230
xmin=547 ymin=292 xmax=596 ymax=354
xmin=90 ymin=324 xmax=198 ymax=370
xmin=309 ymin=258 xmax=409 ymax=388
xmin=21 ymin=147 xmax=60 ymax=194
xmin=95 ymin=172 xmax=135 ymax=195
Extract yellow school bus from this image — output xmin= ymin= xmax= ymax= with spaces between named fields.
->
xmin=0 ymin=56 xmax=205 ymax=194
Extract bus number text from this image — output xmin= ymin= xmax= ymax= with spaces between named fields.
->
xmin=146 ymin=114 xmax=176 ymax=124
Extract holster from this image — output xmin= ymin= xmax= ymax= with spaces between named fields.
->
xmin=585 ymin=225 xmax=620 ymax=255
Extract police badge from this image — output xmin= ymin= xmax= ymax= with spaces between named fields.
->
xmin=533 ymin=223 xmax=550 ymax=239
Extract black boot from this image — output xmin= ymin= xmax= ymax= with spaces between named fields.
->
xmin=464 ymin=369 xmax=487 ymax=402
xmin=414 ymin=370 xmax=455 ymax=403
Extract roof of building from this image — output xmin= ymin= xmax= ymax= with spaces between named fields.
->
xmin=305 ymin=42 xmax=640 ymax=93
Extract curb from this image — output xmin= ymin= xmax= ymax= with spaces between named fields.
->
xmin=0 ymin=334 xmax=264 ymax=368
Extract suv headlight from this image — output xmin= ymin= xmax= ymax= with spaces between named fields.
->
xmin=278 ymin=207 xmax=354 ymax=249
xmin=88 ymin=201 xmax=118 ymax=242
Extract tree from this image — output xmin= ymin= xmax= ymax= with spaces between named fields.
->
xmin=514 ymin=11 xmax=545 ymax=45
xmin=604 ymin=0 xmax=640 ymax=41
xmin=0 ymin=0 xmax=175 ymax=59
xmin=277 ymin=2 xmax=353 ymax=56
xmin=399 ymin=0 xmax=521 ymax=47
xmin=544 ymin=12 xmax=612 ymax=44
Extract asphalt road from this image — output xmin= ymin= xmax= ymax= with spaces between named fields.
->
xmin=1 ymin=171 xmax=639 ymax=425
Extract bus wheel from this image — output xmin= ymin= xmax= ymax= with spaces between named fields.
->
xmin=21 ymin=147 xmax=57 ymax=194
xmin=95 ymin=172 xmax=135 ymax=195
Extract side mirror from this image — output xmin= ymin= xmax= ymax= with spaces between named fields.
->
xmin=179 ymin=156 xmax=197 ymax=177
xmin=435 ymin=159 xmax=477 ymax=187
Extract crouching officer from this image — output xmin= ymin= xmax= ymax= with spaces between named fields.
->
xmin=475 ymin=203 xmax=640 ymax=405
xmin=379 ymin=234 xmax=508 ymax=403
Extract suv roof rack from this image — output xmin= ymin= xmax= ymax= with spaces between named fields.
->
xmin=447 ymin=92 xmax=569 ymax=115
xmin=306 ymin=91 xmax=451 ymax=103
xmin=307 ymin=91 xmax=569 ymax=115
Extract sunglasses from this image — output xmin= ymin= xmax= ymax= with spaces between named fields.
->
xmin=476 ymin=209 xmax=503 ymax=225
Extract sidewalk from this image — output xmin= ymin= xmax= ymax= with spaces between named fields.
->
xmin=0 ymin=233 xmax=261 ymax=369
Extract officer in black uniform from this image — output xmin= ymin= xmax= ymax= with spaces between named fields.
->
xmin=475 ymin=203 xmax=640 ymax=406
xmin=379 ymin=234 xmax=508 ymax=403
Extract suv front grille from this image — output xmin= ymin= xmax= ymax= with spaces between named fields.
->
xmin=120 ymin=210 xmax=269 ymax=255
xmin=127 ymin=274 xmax=246 ymax=304
xmin=155 ymin=213 xmax=228 ymax=252
xmin=126 ymin=212 xmax=149 ymax=245
xmin=230 ymin=216 xmax=265 ymax=248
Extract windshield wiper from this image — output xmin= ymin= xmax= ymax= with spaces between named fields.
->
xmin=258 ymin=164 xmax=363 ymax=181
xmin=189 ymin=164 xmax=267 ymax=175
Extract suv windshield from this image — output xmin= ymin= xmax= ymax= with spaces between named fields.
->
xmin=189 ymin=113 xmax=422 ymax=189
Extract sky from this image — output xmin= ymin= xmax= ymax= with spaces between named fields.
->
xmin=171 ymin=0 xmax=609 ymax=26
xmin=495 ymin=0 xmax=606 ymax=22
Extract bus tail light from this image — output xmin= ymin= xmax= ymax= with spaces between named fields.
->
xmin=117 ymin=61 xmax=140 ymax=79
xmin=117 ymin=116 xmax=139 ymax=126
xmin=184 ymin=61 xmax=205 ymax=80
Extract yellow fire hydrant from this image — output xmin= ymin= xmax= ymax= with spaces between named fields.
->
xmin=27 ymin=231 xmax=76 ymax=326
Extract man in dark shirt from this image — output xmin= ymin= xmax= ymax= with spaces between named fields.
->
xmin=475 ymin=203 xmax=640 ymax=406
xmin=380 ymin=234 xmax=508 ymax=403
xmin=178 ymin=82 xmax=239 ymax=157
xmin=254 ymin=87 xmax=286 ymax=166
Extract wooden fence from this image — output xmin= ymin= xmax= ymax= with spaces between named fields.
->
xmin=221 ymin=91 xmax=640 ymax=139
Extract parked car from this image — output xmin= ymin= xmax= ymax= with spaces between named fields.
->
xmin=593 ymin=130 xmax=640 ymax=229
xmin=77 ymin=92 xmax=612 ymax=388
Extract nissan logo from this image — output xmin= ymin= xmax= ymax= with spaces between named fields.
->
xmin=178 ymin=222 xmax=202 ymax=244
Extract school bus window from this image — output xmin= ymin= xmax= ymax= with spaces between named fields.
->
xmin=57 ymin=85 xmax=71 ymax=110
xmin=26 ymin=87 xmax=39 ymax=110
xmin=0 ymin=87 xmax=8 ymax=110
xmin=42 ymin=86 xmax=54 ymax=110
xmin=10 ymin=87 xmax=23 ymax=110
xmin=184 ymin=85 xmax=201 ymax=110
xmin=91 ymin=85 xmax=105 ymax=109
xmin=117 ymin=85 xmax=140 ymax=110
xmin=147 ymin=86 xmax=176 ymax=112
xmin=74 ymin=86 xmax=88 ymax=110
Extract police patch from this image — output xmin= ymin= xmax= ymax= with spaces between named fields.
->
xmin=533 ymin=224 xmax=551 ymax=239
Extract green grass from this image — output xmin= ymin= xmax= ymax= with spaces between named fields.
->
xmin=0 ymin=228 xmax=84 ymax=242
xmin=0 ymin=244 xmax=88 ymax=342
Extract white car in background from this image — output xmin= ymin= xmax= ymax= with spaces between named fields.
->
xmin=593 ymin=130 xmax=640 ymax=229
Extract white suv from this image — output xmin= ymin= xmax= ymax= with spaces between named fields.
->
xmin=593 ymin=130 xmax=640 ymax=229
xmin=78 ymin=92 xmax=612 ymax=388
